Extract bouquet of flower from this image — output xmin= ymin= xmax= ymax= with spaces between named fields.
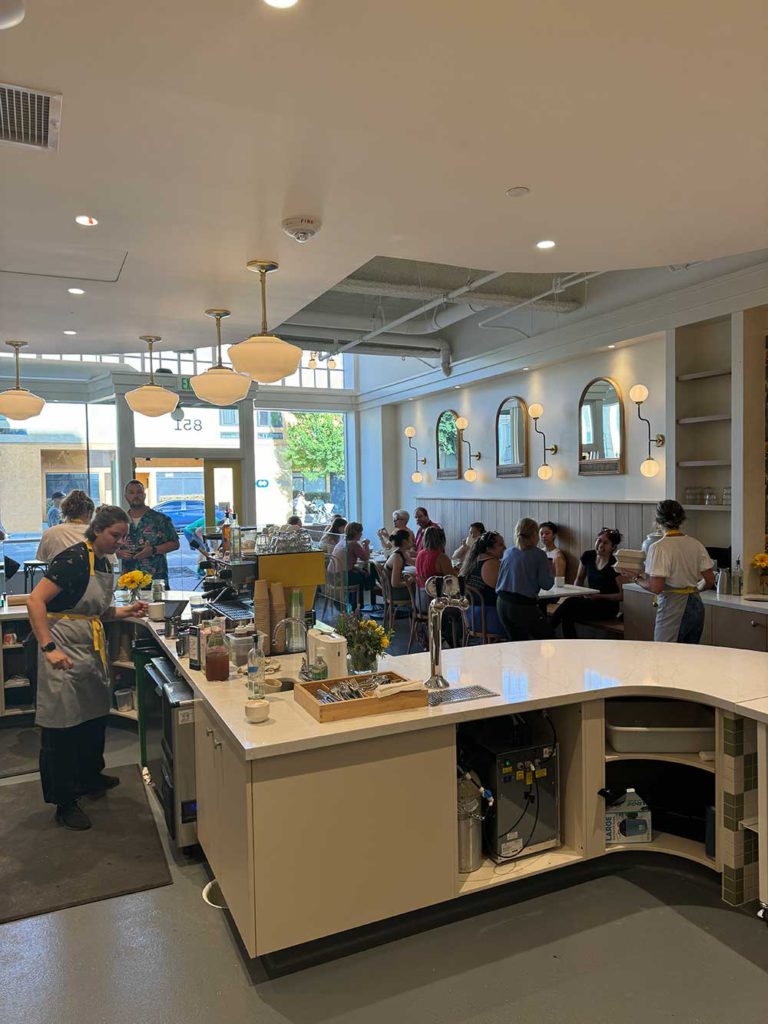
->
xmin=334 ymin=612 xmax=392 ymax=672
xmin=751 ymin=552 xmax=768 ymax=592
xmin=117 ymin=570 xmax=153 ymax=602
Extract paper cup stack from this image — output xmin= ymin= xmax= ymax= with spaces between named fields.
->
xmin=614 ymin=548 xmax=645 ymax=576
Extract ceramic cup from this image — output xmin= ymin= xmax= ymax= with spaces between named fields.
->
xmin=555 ymin=576 xmax=565 ymax=588
xmin=148 ymin=602 xmax=166 ymax=621
xmin=245 ymin=699 xmax=270 ymax=723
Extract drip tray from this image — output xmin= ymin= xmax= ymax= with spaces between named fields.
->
xmin=428 ymin=685 xmax=497 ymax=706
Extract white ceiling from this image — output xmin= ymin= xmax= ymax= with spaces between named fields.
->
xmin=1 ymin=0 xmax=767 ymax=355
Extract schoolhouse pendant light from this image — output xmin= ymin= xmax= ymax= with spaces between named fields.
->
xmin=0 ymin=341 xmax=45 ymax=420
xmin=228 ymin=260 xmax=302 ymax=383
xmin=125 ymin=336 xmax=179 ymax=417
xmin=190 ymin=310 xmax=251 ymax=406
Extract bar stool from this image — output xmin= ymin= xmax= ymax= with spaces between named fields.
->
xmin=23 ymin=559 xmax=48 ymax=592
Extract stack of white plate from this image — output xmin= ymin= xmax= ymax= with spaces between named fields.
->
xmin=614 ymin=548 xmax=645 ymax=576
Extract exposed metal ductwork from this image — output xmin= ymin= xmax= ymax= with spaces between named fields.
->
xmin=333 ymin=276 xmax=581 ymax=312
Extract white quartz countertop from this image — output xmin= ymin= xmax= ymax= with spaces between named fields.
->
xmin=143 ymin=622 xmax=768 ymax=760
xmin=623 ymin=583 xmax=768 ymax=615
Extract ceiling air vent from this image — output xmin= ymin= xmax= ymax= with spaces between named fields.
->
xmin=0 ymin=83 xmax=62 ymax=151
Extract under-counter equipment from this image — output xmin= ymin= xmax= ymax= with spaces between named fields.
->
xmin=144 ymin=656 xmax=197 ymax=848
xmin=458 ymin=714 xmax=559 ymax=862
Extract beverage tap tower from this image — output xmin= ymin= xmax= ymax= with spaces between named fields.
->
xmin=424 ymin=575 xmax=469 ymax=690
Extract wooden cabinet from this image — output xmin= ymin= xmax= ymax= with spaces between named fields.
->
xmin=711 ymin=607 xmax=767 ymax=652
xmin=194 ymin=701 xmax=256 ymax=954
xmin=623 ymin=588 xmax=657 ymax=641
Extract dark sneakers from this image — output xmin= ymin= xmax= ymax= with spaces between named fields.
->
xmin=80 ymin=773 xmax=121 ymax=798
xmin=55 ymin=803 xmax=92 ymax=830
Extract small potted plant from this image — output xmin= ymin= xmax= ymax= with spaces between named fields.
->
xmin=117 ymin=569 xmax=153 ymax=603
xmin=334 ymin=611 xmax=392 ymax=674
xmin=751 ymin=552 xmax=768 ymax=595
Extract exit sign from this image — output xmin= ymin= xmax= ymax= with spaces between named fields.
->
xmin=180 ymin=377 xmax=192 ymax=391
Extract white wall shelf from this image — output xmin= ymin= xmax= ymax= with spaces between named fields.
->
xmin=678 ymin=460 xmax=731 ymax=468
xmin=677 ymin=414 xmax=731 ymax=425
xmin=683 ymin=505 xmax=732 ymax=512
xmin=676 ymin=369 xmax=732 ymax=382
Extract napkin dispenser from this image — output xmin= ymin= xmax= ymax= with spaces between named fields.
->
xmin=307 ymin=628 xmax=348 ymax=677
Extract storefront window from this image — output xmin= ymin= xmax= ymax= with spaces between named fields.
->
xmin=133 ymin=406 xmax=239 ymax=448
xmin=252 ymin=408 xmax=347 ymax=528
xmin=0 ymin=403 xmax=117 ymax=567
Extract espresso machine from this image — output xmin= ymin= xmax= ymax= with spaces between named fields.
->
xmin=199 ymin=559 xmax=257 ymax=621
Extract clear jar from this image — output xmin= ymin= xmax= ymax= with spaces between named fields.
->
xmin=205 ymin=624 xmax=229 ymax=682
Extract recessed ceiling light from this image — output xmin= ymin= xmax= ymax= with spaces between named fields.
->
xmin=263 ymin=0 xmax=298 ymax=6
xmin=63 ymin=330 xmax=77 ymax=336
xmin=454 ymin=385 xmax=461 ymax=389
xmin=536 ymin=239 xmax=556 ymax=250
xmin=67 ymin=287 xmax=85 ymax=295
xmin=505 ymin=186 xmax=530 ymax=198
xmin=608 ymin=344 xmax=616 ymax=349
xmin=523 ymin=367 xmax=529 ymax=371
xmin=75 ymin=215 xmax=98 ymax=227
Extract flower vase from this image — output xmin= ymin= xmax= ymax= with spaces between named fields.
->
xmin=128 ymin=590 xmax=139 ymax=604
xmin=347 ymin=648 xmax=377 ymax=675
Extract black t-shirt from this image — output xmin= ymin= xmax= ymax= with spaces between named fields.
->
xmin=580 ymin=550 xmax=619 ymax=595
xmin=43 ymin=542 xmax=110 ymax=612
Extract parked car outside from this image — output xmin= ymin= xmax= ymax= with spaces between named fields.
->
xmin=153 ymin=499 xmax=205 ymax=529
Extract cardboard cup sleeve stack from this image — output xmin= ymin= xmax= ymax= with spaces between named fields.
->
xmin=253 ymin=579 xmax=271 ymax=656
xmin=269 ymin=582 xmax=287 ymax=654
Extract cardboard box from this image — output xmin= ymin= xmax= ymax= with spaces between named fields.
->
xmin=605 ymin=788 xmax=652 ymax=845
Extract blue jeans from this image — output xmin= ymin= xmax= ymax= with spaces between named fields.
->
xmin=678 ymin=593 xmax=705 ymax=644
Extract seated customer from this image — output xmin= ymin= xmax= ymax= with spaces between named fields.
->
xmin=319 ymin=516 xmax=348 ymax=555
xmin=452 ymin=521 xmax=485 ymax=565
xmin=414 ymin=506 xmax=440 ymax=552
xmin=330 ymin=521 xmax=372 ymax=604
xmin=460 ymin=531 xmax=505 ymax=635
xmin=384 ymin=528 xmax=413 ymax=599
xmin=551 ymin=528 xmax=623 ymax=638
xmin=415 ymin=526 xmax=455 ymax=588
xmin=495 ymin=518 xmax=554 ymax=641
xmin=377 ymin=509 xmax=415 ymax=551
xmin=286 ymin=515 xmax=303 ymax=530
xmin=539 ymin=521 xmax=566 ymax=579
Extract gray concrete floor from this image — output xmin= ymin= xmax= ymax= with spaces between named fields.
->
xmin=2 ymin=729 xmax=768 ymax=1024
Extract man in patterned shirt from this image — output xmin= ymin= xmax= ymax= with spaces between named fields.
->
xmin=117 ymin=480 xmax=180 ymax=584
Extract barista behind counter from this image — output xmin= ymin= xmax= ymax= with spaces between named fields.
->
xmin=27 ymin=506 xmax=148 ymax=831
xmin=625 ymin=500 xmax=715 ymax=644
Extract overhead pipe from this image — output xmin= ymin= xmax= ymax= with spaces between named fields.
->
xmin=477 ymin=271 xmax=607 ymax=329
xmin=336 ymin=270 xmax=506 ymax=354
xmin=333 ymin=277 xmax=580 ymax=311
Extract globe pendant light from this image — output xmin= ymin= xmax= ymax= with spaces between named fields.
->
xmin=228 ymin=260 xmax=302 ymax=383
xmin=0 ymin=340 xmax=45 ymax=420
xmin=190 ymin=309 xmax=251 ymax=406
xmin=125 ymin=336 xmax=179 ymax=417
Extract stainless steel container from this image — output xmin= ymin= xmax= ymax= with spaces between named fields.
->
xmin=165 ymin=617 xmax=179 ymax=639
xmin=716 ymin=568 xmax=730 ymax=595
xmin=457 ymin=777 xmax=484 ymax=873
xmin=175 ymin=633 xmax=189 ymax=658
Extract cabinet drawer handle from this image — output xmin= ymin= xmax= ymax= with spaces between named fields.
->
xmin=213 ymin=739 xmax=222 ymax=749
xmin=751 ymin=620 xmax=759 ymax=628
xmin=205 ymin=727 xmax=214 ymax=737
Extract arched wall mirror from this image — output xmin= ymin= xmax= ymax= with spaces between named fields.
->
xmin=435 ymin=409 xmax=462 ymax=479
xmin=495 ymin=396 xmax=528 ymax=477
xmin=578 ymin=377 xmax=624 ymax=475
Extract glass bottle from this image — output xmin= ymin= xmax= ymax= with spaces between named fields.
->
xmin=230 ymin=512 xmax=241 ymax=561
xmin=731 ymin=557 xmax=743 ymax=597
xmin=205 ymin=622 xmax=230 ymax=681
xmin=247 ymin=636 xmax=266 ymax=699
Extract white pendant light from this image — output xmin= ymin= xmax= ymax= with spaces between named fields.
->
xmin=190 ymin=310 xmax=251 ymax=406
xmin=125 ymin=336 xmax=179 ymax=417
xmin=307 ymin=352 xmax=318 ymax=369
xmin=0 ymin=341 xmax=45 ymax=420
xmin=327 ymin=354 xmax=337 ymax=370
xmin=228 ymin=260 xmax=302 ymax=383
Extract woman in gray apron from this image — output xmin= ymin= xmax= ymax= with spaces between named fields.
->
xmin=27 ymin=506 xmax=147 ymax=830
xmin=625 ymin=500 xmax=716 ymax=643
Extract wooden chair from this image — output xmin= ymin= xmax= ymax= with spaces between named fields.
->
xmin=318 ymin=560 xmax=362 ymax=616
xmin=463 ymin=584 xmax=507 ymax=645
xmin=404 ymin=575 xmax=429 ymax=653
xmin=374 ymin=562 xmax=412 ymax=631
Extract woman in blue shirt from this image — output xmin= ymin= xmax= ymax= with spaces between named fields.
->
xmin=496 ymin=518 xmax=554 ymax=641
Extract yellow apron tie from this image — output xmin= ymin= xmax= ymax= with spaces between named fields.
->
xmin=46 ymin=542 xmax=108 ymax=670
xmin=47 ymin=612 xmax=108 ymax=670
